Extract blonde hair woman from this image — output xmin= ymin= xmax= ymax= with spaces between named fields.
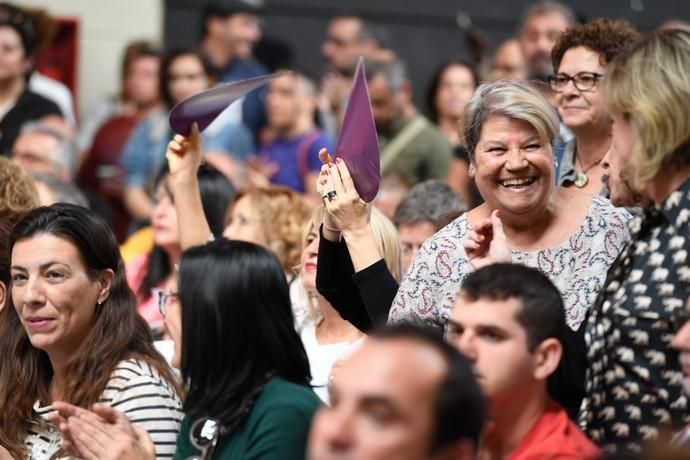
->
xmin=298 ymin=205 xmax=400 ymax=403
xmin=581 ymin=29 xmax=690 ymax=452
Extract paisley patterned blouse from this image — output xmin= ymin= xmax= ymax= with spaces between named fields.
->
xmin=389 ymin=195 xmax=631 ymax=331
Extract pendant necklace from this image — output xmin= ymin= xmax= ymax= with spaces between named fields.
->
xmin=574 ymin=153 xmax=602 ymax=188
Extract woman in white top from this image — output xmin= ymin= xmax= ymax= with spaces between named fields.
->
xmin=0 ymin=204 xmax=183 ymax=459
xmin=299 ymin=206 xmax=401 ymax=403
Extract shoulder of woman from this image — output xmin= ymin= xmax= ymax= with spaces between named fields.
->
xmin=124 ymin=253 xmax=150 ymax=289
xmin=253 ymin=379 xmax=321 ymax=414
xmin=101 ymin=358 xmax=182 ymax=407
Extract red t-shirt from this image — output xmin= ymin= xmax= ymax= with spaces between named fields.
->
xmin=509 ymin=401 xmax=600 ymax=460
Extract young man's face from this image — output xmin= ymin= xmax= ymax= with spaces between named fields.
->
xmin=308 ymin=338 xmax=448 ymax=460
xmin=448 ymin=294 xmax=538 ymax=410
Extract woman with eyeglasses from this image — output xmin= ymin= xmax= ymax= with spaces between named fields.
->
xmin=50 ymin=239 xmax=320 ymax=460
xmin=125 ymin=162 xmax=234 ymax=340
xmin=548 ymin=19 xmax=639 ymax=196
xmin=0 ymin=204 xmax=183 ymax=459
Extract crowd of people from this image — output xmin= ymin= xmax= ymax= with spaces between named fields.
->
xmin=0 ymin=0 xmax=689 ymax=459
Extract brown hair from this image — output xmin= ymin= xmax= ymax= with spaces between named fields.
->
xmin=0 ymin=157 xmax=39 ymax=224
xmin=225 ymin=186 xmax=312 ymax=273
xmin=0 ymin=204 xmax=182 ymax=458
xmin=551 ymin=18 xmax=639 ymax=70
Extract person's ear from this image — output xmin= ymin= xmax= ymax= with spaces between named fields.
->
xmin=532 ymin=337 xmax=562 ymax=381
xmin=0 ymin=281 xmax=6 ymax=311
xmin=468 ymin=162 xmax=476 ymax=178
xmin=96 ymin=269 xmax=115 ymax=305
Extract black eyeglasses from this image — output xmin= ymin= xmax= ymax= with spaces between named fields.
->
xmin=152 ymin=288 xmax=178 ymax=317
xmin=548 ymin=72 xmax=605 ymax=92
xmin=186 ymin=417 xmax=221 ymax=460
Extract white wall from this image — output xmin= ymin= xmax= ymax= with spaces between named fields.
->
xmin=16 ymin=0 xmax=164 ymax=120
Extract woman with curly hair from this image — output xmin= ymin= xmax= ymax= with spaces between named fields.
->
xmin=223 ymin=185 xmax=311 ymax=277
xmin=0 ymin=157 xmax=40 ymax=223
xmin=549 ymin=19 xmax=640 ymax=197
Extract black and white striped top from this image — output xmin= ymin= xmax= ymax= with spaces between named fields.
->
xmin=26 ymin=358 xmax=184 ymax=459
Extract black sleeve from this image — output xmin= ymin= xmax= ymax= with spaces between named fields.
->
xmin=547 ymin=322 xmax=586 ymax=421
xmin=315 ymin=225 xmax=399 ymax=332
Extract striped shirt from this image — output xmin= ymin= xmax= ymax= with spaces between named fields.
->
xmin=26 ymin=358 xmax=183 ymax=459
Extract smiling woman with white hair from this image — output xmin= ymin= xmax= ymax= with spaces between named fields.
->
xmin=389 ymin=80 xmax=630 ymax=416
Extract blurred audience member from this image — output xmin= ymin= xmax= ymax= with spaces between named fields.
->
xmin=21 ymin=5 xmax=76 ymax=127
xmin=448 ymin=264 xmax=599 ymax=459
xmin=223 ymin=186 xmax=312 ymax=277
xmin=0 ymin=3 xmax=62 ymax=155
xmin=488 ymin=38 xmax=528 ymax=81
xmin=0 ymin=156 xmax=39 ymax=223
xmin=582 ymin=29 xmax=690 ymax=452
xmin=32 ymin=171 xmax=88 ymax=207
xmin=366 ymin=58 xmax=453 ymax=212
xmin=426 ymin=59 xmax=478 ymax=147
xmin=425 ymin=60 xmax=480 ymax=207
xmin=393 ymin=180 xmax=466 ymax=274
xmin=319 ymin=14 xmax=393 ymax=139
xmin=126 ymin=164 xmax=234 ymax=336
xmin=11 ymin=120 xmax=76 ymax=180
xmin=77 ymin=41 xmax=162 ymax=155
xmin=200 ymin=0 xmax=266 ymax=134
xmin=322 ymin=14 xmax=391 ymax=75
xmin=78 ymin=42 xmax=162 ymax=241
xmin=518 ymin=1 xmax=576 ymax=81
xmin=0 ymin=204 xmax=183 ymax=459
xmin=121 ymin=48 xmax=253 ymax=222
xmin=308 ymin=324 xmax=485 ymax=460
xmin=549 ymin=19 xmax=639 ymax=195
xmin=249 ymin=71 xmax=334 ymax=202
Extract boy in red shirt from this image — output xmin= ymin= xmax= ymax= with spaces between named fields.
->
xmin=447 ymin=263 xmax=599 ymax=459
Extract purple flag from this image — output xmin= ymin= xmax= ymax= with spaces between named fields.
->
xmin=335 ymin=58 xmax=381 ymax=202
xmin=169 ymin=72 xmax=287 ymax=135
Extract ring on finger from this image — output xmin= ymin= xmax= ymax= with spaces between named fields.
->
xmin=321 ymin=190 xmax=337 ymax=202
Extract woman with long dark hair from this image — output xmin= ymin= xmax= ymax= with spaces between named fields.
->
xmin=50 ymin=239 xmax=320 ymax=460
xmin=174 ymin=240 xmax=319 ymax=458
xmin=125 ymin=163 xmax=235 ymax=336
xmin=0 ymin=204 xmax=182 ymax=459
